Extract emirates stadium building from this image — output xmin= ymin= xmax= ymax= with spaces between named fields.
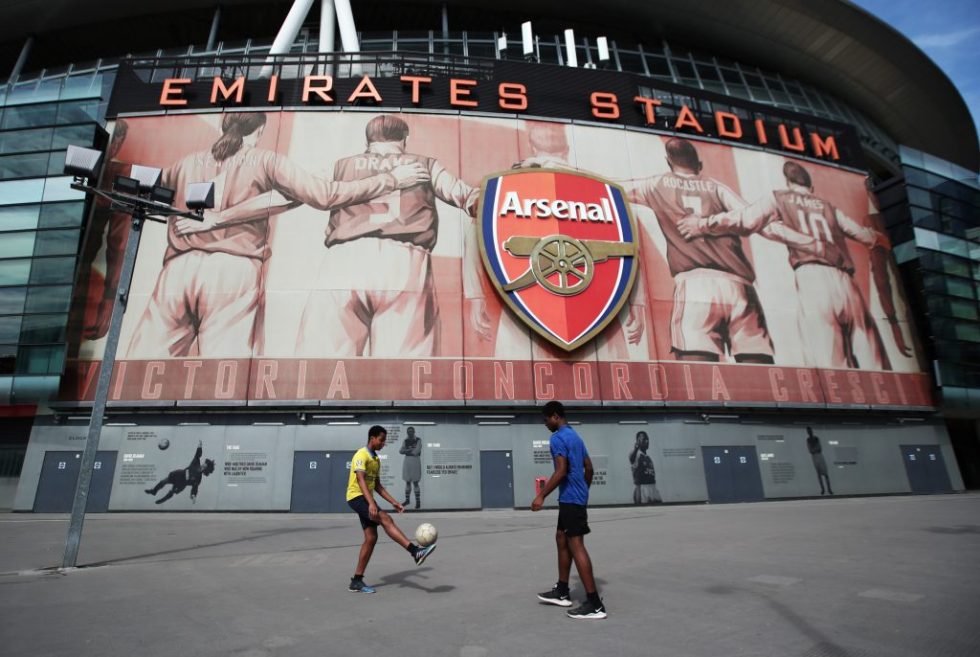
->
xmin=1 ymin=0 xmax=977 ymax=512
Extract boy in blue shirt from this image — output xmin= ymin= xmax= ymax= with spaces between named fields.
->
xmin=531 ymin=401 xmax=607 ymax=620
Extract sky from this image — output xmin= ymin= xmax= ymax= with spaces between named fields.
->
xmin=851 ymin=0 xmax=980 ymax=136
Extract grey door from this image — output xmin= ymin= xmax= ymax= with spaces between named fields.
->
xmin=480 ymin=451 xmax=514 ymax=508
xmin=901 ymin=445 xmax=953 ymax=494
xmin=326 ymin=451 xmax=357 ymax=513
xmin=291 ymin=451 xmax=331 ymax=512
xmin=731 ymin=446 xmax=765 ymax=502
xmin=34 ymin=451 xmax=116 ymax=513
xmin=702 ymin=446 xmax=764 ymax=503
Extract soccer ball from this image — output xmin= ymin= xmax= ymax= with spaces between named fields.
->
xmin=158 ymin=438 xmax=170 ymax=450
xmin=415 ymin=523 xmax=438 ymax=547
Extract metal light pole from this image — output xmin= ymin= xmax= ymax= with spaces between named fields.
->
xmin=60 ymin=146 xmax=213 ymax=569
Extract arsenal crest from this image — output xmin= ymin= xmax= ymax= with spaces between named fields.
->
xmin=478 ymin=169 xmax=639 ymax=351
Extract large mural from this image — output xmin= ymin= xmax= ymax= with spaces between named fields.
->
xmin=60 ymin=111 xmax=930 ymax=407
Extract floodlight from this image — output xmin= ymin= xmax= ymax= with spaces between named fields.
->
xmin=597 ymin=37 xmax=610 ymax=62
xmin=150 ymin=185 xmax=176 ymax=205
xmin=185 ymin=182 xmax=215 ymax=211
xmin=564 ymin=29 xmax=578 ymax=67
xmin=521 ymin=22 xmax=534 ymax=57
xmin=113 ymin=175 xmax=140 ymax=195
xmin=63 ymin=145 xmax=103 ymax=181
xmin=497 ymin=34 xmax=508 ymax=52
xmin=129 ymin=164 xmax=163 ymax=194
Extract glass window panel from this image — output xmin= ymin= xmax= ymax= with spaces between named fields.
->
xmin=938 ymin=232 xmax=970 ymax=258
xmin=399 ymin=40 xmax=431 ymax=54
xmin=466 ymin=40 xmax=497 ymax=59
xmin=29 ymin=257 xmax=75 ymax=284
xmin=56 ymin=100 xmax=101 ymax=125
xmin=908 ymin=187 xmax=932 ymax=208
xmin=617 ymin=51 xmax=645 ymax=74
xmin=0 ymin=375 xmax=11 ymax=403
xmin=33 ymin=229 xmax=80 ymax=257
xmin=60 ymin=73 xmax=104 ymax=101
xmin=0 ymin=178 xmax=45 ymax=205
xmin=0 ymin=231 xmax=36 ymax=258
xmin=51 ymin=124 xmax=97 ymax=150
xmin=46 ymin=150 xmax=67 ymax=176
xmin=19 ymin=314 xmax=67 ymax=344
xmin=16 ymin=344 xmax=66 ymax=374
xmin=0 ymin=345 xmax=15 ymax=374
xmin=946 ymin=276 xmax=976 ymax=299
xmin=955 ymin=322 xmax=980 ymax=343
xmin=0 ymin=259 xmax=31 ymax=285
xmin=0 ymin=126 xmax=54 ymax=154
xmin=0 ymin=315 xmax=21 ymax=342
xmin=0 ymin=287 xmax=27 ymax=314
xmin=38 ymin=202 xmax=84 ymax=229
xmin=949 ymin=299 xmax=979 ymax=321
xmin=42 ymin=176 xmax=85 ymax=203
xmin=0 ymin=103 xmax=58 ymax=130
xmin=671 ymin=59 xmax=697 ymax=85
xmin=24 ymin=285 xmax=72 ymax=313
xmin=645 ymin=55 xmax=672 ymax=79
xmin=0 ymin=152 xmax=49 ymax=179
xmin=11 ymin=374 xmax=60 ymax=400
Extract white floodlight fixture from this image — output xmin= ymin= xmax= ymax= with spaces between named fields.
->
xmin=564 ymin=29 xmax=578 ymax=67
xmin=497 ymin=33 xmax=508 ymax=52
xmin=185 ymin=182 xmax=216 ymax=211
xmin=597 ymin=36 xmax=610 ymax=62
xmin=63 ymin=145 xmax=103 ymax=182
xmin=129 ymin=164 xmax=163 ymax=195
xmin=521 ymin=22 xmax=534 ymax=57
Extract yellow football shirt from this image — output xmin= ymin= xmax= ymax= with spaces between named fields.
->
xmin=346 ymin=447 xmax=381 ymax=501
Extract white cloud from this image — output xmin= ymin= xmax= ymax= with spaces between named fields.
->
xmin=914 ymin=26 xmax=980 ymax=48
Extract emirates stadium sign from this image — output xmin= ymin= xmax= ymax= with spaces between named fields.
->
xmin=478 ymin=170 xmax=638 ymax=351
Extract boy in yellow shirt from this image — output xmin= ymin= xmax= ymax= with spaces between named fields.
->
xmin=347 ymin=425 xmax=437 ymax=593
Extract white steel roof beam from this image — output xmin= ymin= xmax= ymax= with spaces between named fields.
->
xmin=260 ymin=0 xmax=316 ymax=78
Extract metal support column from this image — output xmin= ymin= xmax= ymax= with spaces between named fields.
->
xmin=62 ymin=212 xmax=145 ymax=568
xmin=7 ymin=35 xmax=34 ymax=84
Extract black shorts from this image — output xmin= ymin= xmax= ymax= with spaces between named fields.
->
xmin=557 ymin=503 xmax=591 ymax=537
xmin=347 ymin=495 xmax=379 ymax=530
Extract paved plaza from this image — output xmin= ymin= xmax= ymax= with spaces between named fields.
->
xmin=1 ymin=493 xmax=978 ymax=657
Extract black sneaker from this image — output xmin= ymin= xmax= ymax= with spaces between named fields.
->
xmin=413 ymin=543 xmax=437 ymax=566
xmin=348 ymin=579 xmax=376 ymax=594
xmin=567 ymin=599 xmax=607 ymax=619
xmin=537 ymin=586 xmax=573 ymax=607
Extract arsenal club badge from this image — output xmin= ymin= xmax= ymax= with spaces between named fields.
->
xmin=478 ymin=169 xmax=639 ymax=351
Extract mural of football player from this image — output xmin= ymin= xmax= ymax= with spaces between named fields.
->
xmin=399 ymin=425 xmax=423 ymax=509
xmin=126 ymin=112 xmax=428 ymax=359
xmin=624 ymin=138 xmax=787 ymax=364
xmin=628 ymin=430 xmax=661 ymax=504
xmin=468 ymin=121 xmax=646 ymax=360
xmin=296 ymin=114 xmax=479 ymax=357
xmin=805 ymin=427 xmax=834 ymax=495
xmin=678 ymin=160 xmax=899 ymax=370
xmin=144 ymin=440 xmax=215 ymax=504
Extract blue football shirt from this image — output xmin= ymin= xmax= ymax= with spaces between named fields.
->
xmin=550 ymin=424 xmax=590 ymax=505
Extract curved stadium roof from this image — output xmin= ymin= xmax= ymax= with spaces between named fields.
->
xmin=0 ymin=0 xmax=975 ymax=171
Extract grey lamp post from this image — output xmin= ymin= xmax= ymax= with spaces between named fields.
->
xmin=60 ymin=145 xmax=215 ymax=569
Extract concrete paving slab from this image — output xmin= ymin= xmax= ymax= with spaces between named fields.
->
xmin=0 ymin=494 xmax=978 ymax=657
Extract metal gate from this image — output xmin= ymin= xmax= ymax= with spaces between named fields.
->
xmin=701 ymin=446 xmax=765 ymax=503
xmin=34 ymin=451 xmax=116 ymax=513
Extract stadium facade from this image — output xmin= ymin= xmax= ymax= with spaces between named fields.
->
xmin=0 ymin=0 xmax=977 ymax=512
